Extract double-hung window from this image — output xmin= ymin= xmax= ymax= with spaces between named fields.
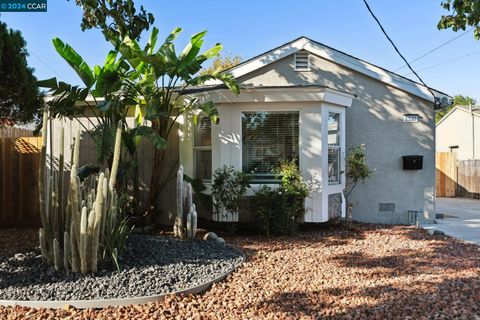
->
xmin=328 ymin=112 xmax=341 ymax=184
xmin=193 ymin=115 xmax=212 ymax=181
xmin=242 ymin=111 xmax=299 ymax=182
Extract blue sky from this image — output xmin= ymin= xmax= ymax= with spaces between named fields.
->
xmin=1 ymin=0 xmax=479 ymax=101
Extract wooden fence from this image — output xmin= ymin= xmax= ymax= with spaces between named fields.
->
xmin=0 ymin=127 xmax=42 ymax=227
xmin=436 ymin=152 xmax=480 ymax=199
xmin=457 ymin=160 xmax=480 ymax=198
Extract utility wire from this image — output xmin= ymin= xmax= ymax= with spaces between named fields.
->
xmin=403 ymin=49 xmax=480 ymax=76
xmin=394 ymin=28 xmax=474 ymax=72
xmin=362 ymin=0 xmax=437 ymax=100
xmin=27 ymin=48 xmax=61 ymax=77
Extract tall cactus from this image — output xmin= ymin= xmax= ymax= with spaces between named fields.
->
xmin=174 ymin=166 xmax=197 ymax=239
xmin=38 ymin=115 xmax=125 ymax=273
xmin=174 ymin=165 xmax=185 ymax=238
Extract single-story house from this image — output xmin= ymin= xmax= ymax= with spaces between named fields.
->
xmin=48 ymin=36 xmax=450 ymax=225
xmin=179 ymin=36 xmax=450 ymax=224
xmin=436 ymin=105 xmax=479 ymax=160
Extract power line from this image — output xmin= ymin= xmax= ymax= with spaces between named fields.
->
xmin=362 ymin=0 xmax=436 ymax=100
xmin=27 ymin=48 xmax=61 ymax=77
xmin=394 ymin=28 xmax=474 ymax=72
xmin=403 ymin=49 xmax=480 ymax=76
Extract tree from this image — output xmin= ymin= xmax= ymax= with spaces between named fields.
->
xmin=0 ymin=22 xmax=42 ymax=123
xmin=38 ymin=38 xmax=165 ymax=211
xmin=438 ymin=0 xmax=480 ymax=39
xmin=71 ymin=0 xmax=154 ymax=41
xmin=114 ymin=27 xmax=239 ymax=217
xmin=199 ymin=54 xmax=242 ymax=76
xmin=436 ymin=94 xmax=476 ymax=122
xmin=344 ymin=144 xmax=372 ymax=227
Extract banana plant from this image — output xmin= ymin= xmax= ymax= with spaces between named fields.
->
xmin=108 ymin=27 xmax=240 ymax=218
xmin=39 ymin=25 xmax=240 ymax=221
xmin=38 ymin=38 xmax=166 ymax=200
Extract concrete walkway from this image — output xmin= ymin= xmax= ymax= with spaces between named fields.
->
xmin=422 ymin=197 xmax=480 ymax=244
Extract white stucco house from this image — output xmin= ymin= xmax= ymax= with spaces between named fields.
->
xmin=436 ymin=105 xmax=480 ymax=160
xmin=178 ymin=36 xmax=450 ymax=224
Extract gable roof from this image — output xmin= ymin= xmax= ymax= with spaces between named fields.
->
xmin=208 ymin=36 xmax=451 ymax=103
xmin=436 ymin=105 xmax=480 ymax=127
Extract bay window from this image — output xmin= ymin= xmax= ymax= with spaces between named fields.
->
xmin=242 ymin=111 xmax=299 ymax=182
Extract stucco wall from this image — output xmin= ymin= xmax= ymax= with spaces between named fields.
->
xmin=436 ymin=108 xmax=480 ymax=160
xmin=237 ymin=53 xmax=436 ymax=223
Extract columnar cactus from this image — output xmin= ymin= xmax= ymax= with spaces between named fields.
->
xmin=174 ymin=165 xmax=197 ymax=239
xmin=186 ymin=204 xmax=197 ymax=239
xmin=174 ymin=165 xmax=185 ymax=237
xmin=38 ymin=111 xmax=124 ymax=273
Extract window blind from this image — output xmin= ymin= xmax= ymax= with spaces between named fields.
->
xmin=328 ymin=112 xmax=341 ymax=184
xmin=194 ymin=116 xmax=212 ymax=147
xmin=242 ymin=112 xmax=299 ymax=178
xmin=194 ymin=115 xmax=212 ymax=181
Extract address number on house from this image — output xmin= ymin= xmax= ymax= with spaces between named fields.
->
xmin=0 ymin=0 xmax=47 ymax=12
xmin=403 ymin=114 xmax=422 ymax=123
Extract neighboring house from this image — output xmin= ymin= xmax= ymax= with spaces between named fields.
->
xmin=49 ymin=36 xmax=450 ymax=225
xmin=436 ymin=105 xmax=480 ymax=160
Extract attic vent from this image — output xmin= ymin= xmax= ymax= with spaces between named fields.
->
xmin=294 ymin=51 xmax=310 ymax=71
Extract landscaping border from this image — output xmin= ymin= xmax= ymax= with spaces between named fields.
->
xmin=0 ymin=255 xmax=244 ymax=309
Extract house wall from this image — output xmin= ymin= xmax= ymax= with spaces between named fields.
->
xmin=236 ymin=53 xmax=436 ymax=223
xmin=436 ymin=108 xmax=480 ymax=160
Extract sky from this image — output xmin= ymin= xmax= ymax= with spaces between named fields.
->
xmin=1 ymin=0 xmax=479 ymax=101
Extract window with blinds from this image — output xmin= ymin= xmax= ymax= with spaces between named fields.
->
xmin=193 ymin=115 xmax=212 ymax=181
xmin=328 ymin=112 xmax=341 ymax=184
xmin=242 ymin=111 xmax=299 ymax=181
xmin=294 ymin=50 xmax=310 ymax=71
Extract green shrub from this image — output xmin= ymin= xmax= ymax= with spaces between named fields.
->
xmin=212 ymin=166 xmax=250 ymax=220
xmin=253 ymin=160 xmax=309 ymax=236
xmin=251 ymin=185 xmax=284 ymax=236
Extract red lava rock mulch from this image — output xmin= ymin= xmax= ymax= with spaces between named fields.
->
xmin=0 ymin=223 xmax=479 ymax=319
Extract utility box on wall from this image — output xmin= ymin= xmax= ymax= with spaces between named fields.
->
xmin=402 ymin=155 xmax=423 ymax=170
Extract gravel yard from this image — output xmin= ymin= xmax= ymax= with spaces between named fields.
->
xmin=1 ymin=223 xmax=479 ymax=319
xmin=0 ymin=235 xmax=243 ymax=301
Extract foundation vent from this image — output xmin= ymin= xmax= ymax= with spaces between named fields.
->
xmin=379 ymin=203 xmax=395 ymax=213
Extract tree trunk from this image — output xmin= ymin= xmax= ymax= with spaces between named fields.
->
xmin=147 ymin=147 xmax=166 ymax=215
xmin=146 ymin=119 xmax=169 ymax=218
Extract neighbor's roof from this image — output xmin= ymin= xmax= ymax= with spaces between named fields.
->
xmin=206 ymin=36 xmax=451 ymax=103
xmin=436 ymin=105 xmax=480 ymax=127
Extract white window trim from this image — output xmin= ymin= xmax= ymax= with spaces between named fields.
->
xmin=240 ymin=110 xmax=301 ymax=183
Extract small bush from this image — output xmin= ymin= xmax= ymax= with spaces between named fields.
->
xmin=251 ymin=185 xmax=284 ymax=236
xmin=212 ymin=165 xmax=249 ymax=220
xmin=252 ymin=160 xmax=309 ymax=236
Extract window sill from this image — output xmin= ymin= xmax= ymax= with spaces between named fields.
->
xmin=328 ymin=182 xmax=341 ymax=186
